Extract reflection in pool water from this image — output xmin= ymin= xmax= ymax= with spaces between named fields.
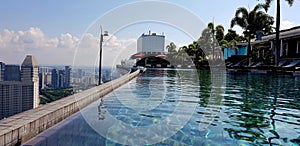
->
xmin=25 ymin=69 xmax=300 ymax=145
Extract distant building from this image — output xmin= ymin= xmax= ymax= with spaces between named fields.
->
xmin=39 ymin=73 xmax=45 ymax=89
xmin=45 ymin=72 xmax=51 ymax=85
xmin=38 ymin=67 xmax=49 ymax=89
xmin=0 ymin=62 xmax=4 ymax=81
xmin=64 ymin=66 xmax=71 ymax=88
xmin=39 ymin=67 xmax=49 ymax=74
xmin=51 ymin=69 xmax=58 ymax=89
xmin=4 ymin=65 xmax=21 ymax=81
xmin=58 ymin=70 xmax=64 ymax=88
xmin=50 ymin=66 xmax=72 ymax=89
xmin=0 ymin=55 xmax=39 ymax=119
xmin=137 ymin=31 xmax=165 ymax=54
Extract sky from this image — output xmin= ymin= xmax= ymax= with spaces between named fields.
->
xmin=0 ymin=0 xmax=299 ymax=67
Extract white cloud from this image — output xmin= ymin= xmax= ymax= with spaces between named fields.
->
xmin=75 ymin=33 xmax=136 ymax=67
xmin=280 ymin=20 xmax=298 ymax=30
xmin=0 ymin=27 xmax=136 ymax=66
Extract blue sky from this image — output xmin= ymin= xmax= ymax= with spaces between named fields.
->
xmin=0 ymin=0 xmax=299 ymax=66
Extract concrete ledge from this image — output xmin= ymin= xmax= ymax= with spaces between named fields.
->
xmin=0 ymin=70 xmax=140 ymax=146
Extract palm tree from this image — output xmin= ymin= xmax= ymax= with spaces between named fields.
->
xmin=166 ymin=42 xmax=177 ymax=53
xmin=219 ymin=39 xmax=239 ymax=59
xmin=230 ymin=40 xmax=239 ymax=55
xmin=261 ymin=0 xmax=294 ymax=66
xmin=177 ymin=46 xmax=190 ymax=65
xmin=215 ymin=25 xmax=225 ymax=43
xmin=199 ymin=28 xmax=214 ymax=59
xmin=207 ymin=23 xmax=225 ymax=60
xmin=231 ymin=3 xmax=274 ymax=65
xmin=187 ymin=41 xmax=205 ymax=66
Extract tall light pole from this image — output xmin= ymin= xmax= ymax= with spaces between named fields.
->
xmin=98 ymin=26 xmax=108 ymax=85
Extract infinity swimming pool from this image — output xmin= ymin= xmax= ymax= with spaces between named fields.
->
xmin=24 ymin=69 xmax=300 ymax=145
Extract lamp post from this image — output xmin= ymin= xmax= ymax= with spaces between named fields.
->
xmin=98 ymin=26 xmax=108 ymax=85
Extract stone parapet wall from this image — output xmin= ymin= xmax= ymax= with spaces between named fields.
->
xmin=0 ymin=70 xmax=140 ymax=146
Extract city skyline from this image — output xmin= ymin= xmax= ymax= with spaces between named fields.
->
xmin=0 ymin=55 xmax=39 ymax=119
xmin=0 ymin=0 xmax=299 ymax=66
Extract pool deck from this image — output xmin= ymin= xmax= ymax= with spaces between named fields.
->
xmin=0 ymin=70 xmax=140 ymax=146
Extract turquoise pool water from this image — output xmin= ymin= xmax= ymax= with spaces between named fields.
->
xmin=25 ymin=69 xmax=300 ymax=145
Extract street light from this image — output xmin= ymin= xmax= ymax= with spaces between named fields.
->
xmin=98 ymin=26 xmax=108 ymax=85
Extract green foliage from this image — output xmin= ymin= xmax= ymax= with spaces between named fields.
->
xmin=261 ymin=0 xmax=294 ymax=7
xmin=166 ymin=42 xmax=177 ymax=53
xmin=215 ymin=25 xmax=225 ymax=43
xmin=40 ymin=88 xmax=74 ymax=104
xmin=230 ymin=3 xmax=274 ymax=64
xmin=258 ymin=0 xmax=295 ymax=66
xmin=230 ymin=3 xmax=274 ymax=38
xmin=224 ymin=29 xmax=239 ymax=42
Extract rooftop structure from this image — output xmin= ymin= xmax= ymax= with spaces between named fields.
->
xmin=137 ymin=31 xmax=165 ymax=54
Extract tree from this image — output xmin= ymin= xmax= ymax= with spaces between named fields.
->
xmin=219 ymin=39 xmax=239 ymax=59
xmin=216 ymin=25 xmax=225 ymax=43
xmin=224 ymin=29 xmax=239 ymax=42
xmin=207 ymin=23 xmax=225 ymax=60
xmin=187 ymin=41 xmax=205 ymax=66
xmin=177 ymin=46 xmax=190 ymax=65
xmin=166 ymin=42 xmax=177 ymax=53
xmin=260 ymin=0 xmax=295 ymax=66
xmin=230 ymin=3 xmax=274 ymax=65
xmin=199 ymin=28 xmax=213 ymax=60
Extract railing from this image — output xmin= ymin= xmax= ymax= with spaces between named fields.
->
xmin=0 ymin=70 xmax=140 ymax=146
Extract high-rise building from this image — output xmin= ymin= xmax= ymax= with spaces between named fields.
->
xmin=39 ymin=67 xmax=49 ymax=74
xmin=39 ymin=73 xmax=45 ymax=89
xmin=4 ymin=65 xmax=21 ymax=81
xmin=137 ymin=31 xmax=165 ymax=54
xmin=50 ymin=66 xmax=71 ymax=89
xmin=58 ymin=70 xmax=64 ymax=88
xmin=21 ymin=55 xmax=39 ymax=108
xmin=64 ymin=66 xmax=71 ymax=88
xmin=38 ymin=67 xmax=49 ymax=89
xmin=51 ymin=69 xmax=58 ymax=89
xmin=0 ymin=62 xmax=4 ymax=81
xmin=0 ymin=55 xmax=39 ymax=119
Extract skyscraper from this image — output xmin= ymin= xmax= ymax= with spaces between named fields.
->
xmin=39 ymin=72 xmax=45 ymax=89
xmin=64 ymin=66 xmax=71 ymax=88
xmin=0 ymin=55 xmax=40 ymax=119
xmin=50 ymin=66 xmax=71 ymax=89
xmin=21 ymin=55 xmax=39 ymax=108
xmin=51 ymin=69 xmax=58 ymax=89
xmin=4 ymin=65 xmax=21 ymax=81
xmin=58 ymin=69 xmax=64 ymax=88
xmin=0 ymin=62 xmax=4 ymax=81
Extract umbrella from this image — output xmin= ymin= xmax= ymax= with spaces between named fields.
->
xmin=131 ymin=53 xmax=145 ymax=59
xmin=134 ymin=53 xmax=145 ymax=57
xmin=155 ymin=54 xmax=166 ymax=57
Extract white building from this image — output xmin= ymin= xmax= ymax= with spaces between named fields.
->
xmin=0 ymin=55 xmax=39 ymax=119
xmin=137 ymin=31 xmax=165 ymax=54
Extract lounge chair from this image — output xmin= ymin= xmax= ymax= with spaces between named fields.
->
xmin=278 ymin=60 xmax=287 ymax=67
xmin=251 ymin=61 xmax=263 ymax=68
xmin=282 ymin=60 xmax=300 ymax=68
